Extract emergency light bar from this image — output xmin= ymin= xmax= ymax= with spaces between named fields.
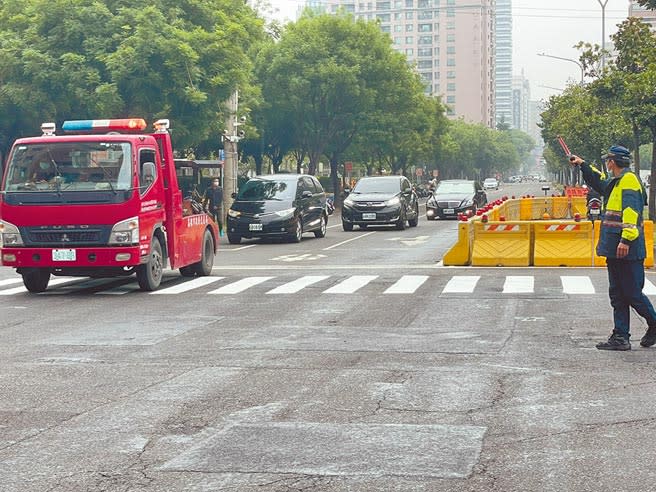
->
xmin=61 ymin=118 xmax=147 ymax=133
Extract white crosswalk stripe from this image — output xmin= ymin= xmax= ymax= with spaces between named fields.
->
xmin=503 ymin=276 xmax=534 ymax=294
xmin=561 ymin=276 xmax=596 ymax=294
xmin=323 ymin=275 xmax=378 ymax=294
xmin=384 ymin=275 xmax=429 ymax=294
xmin=150 ymin=276 xmax=225 ymax=295
xmin=442 ymin=276 xmax=480 ymax=293
xmin=644 ymin=279 xmax=656 ymax=296
xmin=208 ymin=276 xmax=274 ymax=295
xmin=267 ymin=275 xmax=329 ymax=294
xmin=0 ymin=277 xmax=78 ymax=296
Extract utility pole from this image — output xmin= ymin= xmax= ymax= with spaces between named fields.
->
xmin=222 ymin=89 xmax=244 ymax=218
xmin=597 ymin=0 xmax=609 ymax=72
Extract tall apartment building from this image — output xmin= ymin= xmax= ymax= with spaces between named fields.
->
xmin=629 ymin=1 xmax=656 ymax=29
xmin=315 ymin=0 xmax=496 ymax=127
xmin=511 ymin=73 xmax=530 ymax=133
xmin=495 ymin=0 xmax=512 ymax=129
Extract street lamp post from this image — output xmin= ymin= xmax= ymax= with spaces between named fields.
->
xmin=537 ymin=52 xmax=585 ymax=85
xmin=597 ymin=0 xmax=609 ymax=72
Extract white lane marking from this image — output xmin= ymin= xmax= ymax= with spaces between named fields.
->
xmin=384 ymin=275 xmax=429 ymax=294
xmin=442 ymin=276 xmax=480 ymax=294
xmin=0 ymin=279 xmax=23 ymax=287
xmin=208 ymin=276 xmax=273 ymax=294
xmin=322 ymin=232 xmax=376 ymax=251
xmin=150 ymin=277 xmax=225 ymax=295
xmin=561 ymin=276 xmax=595 ymax=294
xmin=0 ymin=277 xmax=78 ymax=296
xmin=644 ymin=279 xmax=656 ymax=295
xmin=223 ymin=245 xmax=256 ymax=251
xmin=323 ymin=275 xmax=378 ymax=294
xmin=503 ymin=276 xmax=534 ymax=294
xmin=266 ymin=275 xmax=330 ymax=294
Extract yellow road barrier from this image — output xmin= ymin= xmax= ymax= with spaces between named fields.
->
xmin=533 ymin=221 xmax=594 ymax=267
xmin=571 ymin=197 xmax=587 ymax=216
xmin=443 ymin=220 xmax=473 ymax=266
xmin=471 ymin=221 xmax=531 ymax=267
xmin=552 ymin=196 xmax=570 ymax=219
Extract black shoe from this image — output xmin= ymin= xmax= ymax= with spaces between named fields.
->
xmin=640 ymin=326 xmax=656 ymax=348
xmin=596 ymin=332 xmax=631 ymax=351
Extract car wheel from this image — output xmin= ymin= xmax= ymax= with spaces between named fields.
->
xmin=22 ymin=268 xmax=51 ymax=293
xmin=395 ymin=211 xmax=407 ymax=230
xmin=136 ymin=237 xmax=163 ymax=291
xmin=314 ymin=214 xmax=327 ymax=238
xmin=227 ymin=233 xmax=241 ymax=244
xmin=408 ymin=205 xmax=419 ymax=227
xmin=342 ymin=221 xmax=353 ymax=231
xmin=288 ymin=219 xmax=302 ymax=243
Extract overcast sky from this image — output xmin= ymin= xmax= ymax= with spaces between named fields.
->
xmin=265 ymin=0 xmax=635 ymax=102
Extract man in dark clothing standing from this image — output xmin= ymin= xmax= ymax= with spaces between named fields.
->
xmin=205 ymin=178 xmax=224 ymax=234
xmin=571 ymin=145 xmax=656 ymax=351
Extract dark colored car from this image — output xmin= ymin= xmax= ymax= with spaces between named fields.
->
xmin=226 ymin=174 xmax=328 ymax=244
xmin=426 ymin=179 xmax=487 ymax=220
xmin=341 ymin=175 xmax=419 ymax=231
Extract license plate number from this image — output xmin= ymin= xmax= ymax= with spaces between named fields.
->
xmin=52 ymin=249 xmax=76 ymax=261
xmin=590 ymin=209 xmax=600 ymax=215
xmin=443 ymin=208 xmax=455 ymax=215
xmin=362 ymin=213 xmax=376 ymax=220
xmin=249 ymin=223 xmax=263 ymax=231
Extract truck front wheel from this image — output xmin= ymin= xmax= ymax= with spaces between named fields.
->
xmin=136 ymin=237 xmax=163 ymax=291
xmin=22 ymin=268 xmax=51 ymax=293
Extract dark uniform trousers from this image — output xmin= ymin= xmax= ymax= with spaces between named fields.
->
xmin=607 ymin=258 xmax=656 ymax=337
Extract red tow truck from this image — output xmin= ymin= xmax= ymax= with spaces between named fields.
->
xmin=0 ymin=118 xmax=219 ymax=292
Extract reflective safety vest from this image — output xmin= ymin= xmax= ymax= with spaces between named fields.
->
xmin=580 ymin=163 xmax=647 ymax=260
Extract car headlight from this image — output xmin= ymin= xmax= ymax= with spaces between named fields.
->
xmin=0 ymin=220 xmax=24 ymax=247
xmin=274 ymin=208 xmax=295 ymax=219
xmin=108 ymin=217 xmax=139 ymax=245
xmin=462 ymin=198 xmax=474 ymax=207
xmin=386 ymin=196 xmax=401 ymax=206
xmin=343 ymin=198 xmax=355 ymax=206
xmin=228 ymin=209 xmax=241 ymax=218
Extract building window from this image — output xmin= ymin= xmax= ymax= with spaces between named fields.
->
xmin=394 ymin=0 xmax=403 ymax=6
xmin=434 ymin=47 xmax=440 ymax=55
xmin=376 ymin=1 xmax=391 ymax=8
xmin=447 ymin=20 xmax=455 ymax=29
xmin=406 ymin=11 xmax=414 ymax=19
xmin=394 ymin=12 xmax=402 ymax=20
xmin=381 ymin=25 xmax=391 ymax=33
xmin=418 ymin=35 xmax=432 ymax=44
xmin=447 ymin=58 xmax=455 ymax=66
xmin=377 ymin=13 xmax=391 ymax=21
xmin=394 ymin=24 xmax=403 ymax=32
xmin=421 ymin=72 xmax=433 ymax=81
xmin=406 ymin=24 xmax=414 ymax=31
xmin=447 ymin=70 xmax=455 ymax=78
xmin=418 ymin=47 xmax=432 ymax=57
xmin=406 ymin=48 xmax=414 ymax=56
xmin=447 ymin=33 xmax=455 ymax=42
xmin=406 ymin=0 xmax=413 ymax=6
xmin=447 ymin=95 xmax=455 ymax=103
xmin=447 ymin=8 xmax=455 ymax=17
xmin=447 ymin=0 xmax=455 ymax=4
xmin=418 ymin=0 xmax=431 ymax=6
xmin=405 ymin=36 xmax=414 ymax=43
xmin=418 ymin=23 xmax=432 ymax=32
xmin=418 ymin=11 xmax=432 ymax=20
xmin=447 ymin=46 xmax=455 ymax=54
xmin=394 ymin=36 xmax=402 ymax=44
xmin=447 ymin=82 xmax=456 ymax=91
xmin=345 ymin=3 xmax=355 ymax=12
xmin=417 ymin=60 xmax=433 ymax=69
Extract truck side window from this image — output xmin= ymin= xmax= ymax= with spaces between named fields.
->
xmin=139 ymin=149 xmax=157 ymax=193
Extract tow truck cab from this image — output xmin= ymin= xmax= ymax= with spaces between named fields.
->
xmin=0 ymin=118 xmax=219 ymax=292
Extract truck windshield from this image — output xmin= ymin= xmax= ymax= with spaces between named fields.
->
xmin=3 ymin=142 xmax=133 ymax=193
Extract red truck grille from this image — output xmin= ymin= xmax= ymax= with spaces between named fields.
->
xmin=23 ymin=227 xmax=108 ymax=246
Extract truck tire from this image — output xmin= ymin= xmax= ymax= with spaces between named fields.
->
xmin=179 ymin=265 xmax=196 ymax=277
xmin=136 ymin=237 xmax=163 ymax=291
xmin=22 ymin=268 xmax=50 ymax=293
xmin=193 ymin=229 xmax=214 ymax=276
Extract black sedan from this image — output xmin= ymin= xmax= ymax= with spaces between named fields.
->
xmin=226 ymin=174 xmax=328 ymax=244
xmin=341 ymin=175 xmax=419 ymax=231
xmin=426 ymin=179 xmax=487 ymax=220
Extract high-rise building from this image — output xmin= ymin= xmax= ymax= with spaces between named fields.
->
xmin=512 ymin=73 xmax=530 ymax=133
xmin=629 ymin=1 xmax=656 ymax=29
xmin=495 ymin=0 xmax=512 ymax=129
xmin=315 ymin=0 xmax=496 ymax=127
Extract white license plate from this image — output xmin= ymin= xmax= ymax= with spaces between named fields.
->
xmin=52 ymin=249 xmax=76 ymax=261
xmin=590 ymin=209 xmax=600 ymax=215
xmin=443 ymin=208 xmax=455 ymax=215
xmin=362 ymin=213 xmax=376 ymax=220
xmin=249 ymin=223 xmax=263 ymax=231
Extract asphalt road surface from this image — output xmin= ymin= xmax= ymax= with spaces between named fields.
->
xmin=2 ymin=182 xmax=656 ymax=491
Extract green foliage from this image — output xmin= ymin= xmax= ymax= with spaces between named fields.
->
xmin=636 ymin=0 xmax=656 ymax=9
xmin=0 ymin=0 xmax=264 ymax=157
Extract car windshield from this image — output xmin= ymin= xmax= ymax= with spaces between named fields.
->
xmin=352 ymin=178 xmax=400 ymax=194
xmin=3 ymin=142 xmax=133 ymax=192
xmin=435 ymin=182 xmax=474 ymax=194
xmin=237 ymin=179 xmax=295 ymax=201
xmin=485 ymin=179 xmax=497 ymax=183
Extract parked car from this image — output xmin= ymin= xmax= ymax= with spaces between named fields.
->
xmin=483 ymin=177 xmax=499 ymax=190
xmin=341 ymin=175 xmax=419 ymax=231
xmin=426 ymin=179 xmax=487 ymax=220
xmin=226 ymin=174 xmax=328 ymax=244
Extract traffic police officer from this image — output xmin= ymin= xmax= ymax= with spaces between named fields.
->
xmin=571 ymin=146 xmax=656 ymax=350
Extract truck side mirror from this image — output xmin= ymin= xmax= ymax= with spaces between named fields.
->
xmin=142 ymin=162 xmax=156 ymax=186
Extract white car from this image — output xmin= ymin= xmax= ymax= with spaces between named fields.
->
xmin=483 ymin=178 xmax=499 ymax=190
